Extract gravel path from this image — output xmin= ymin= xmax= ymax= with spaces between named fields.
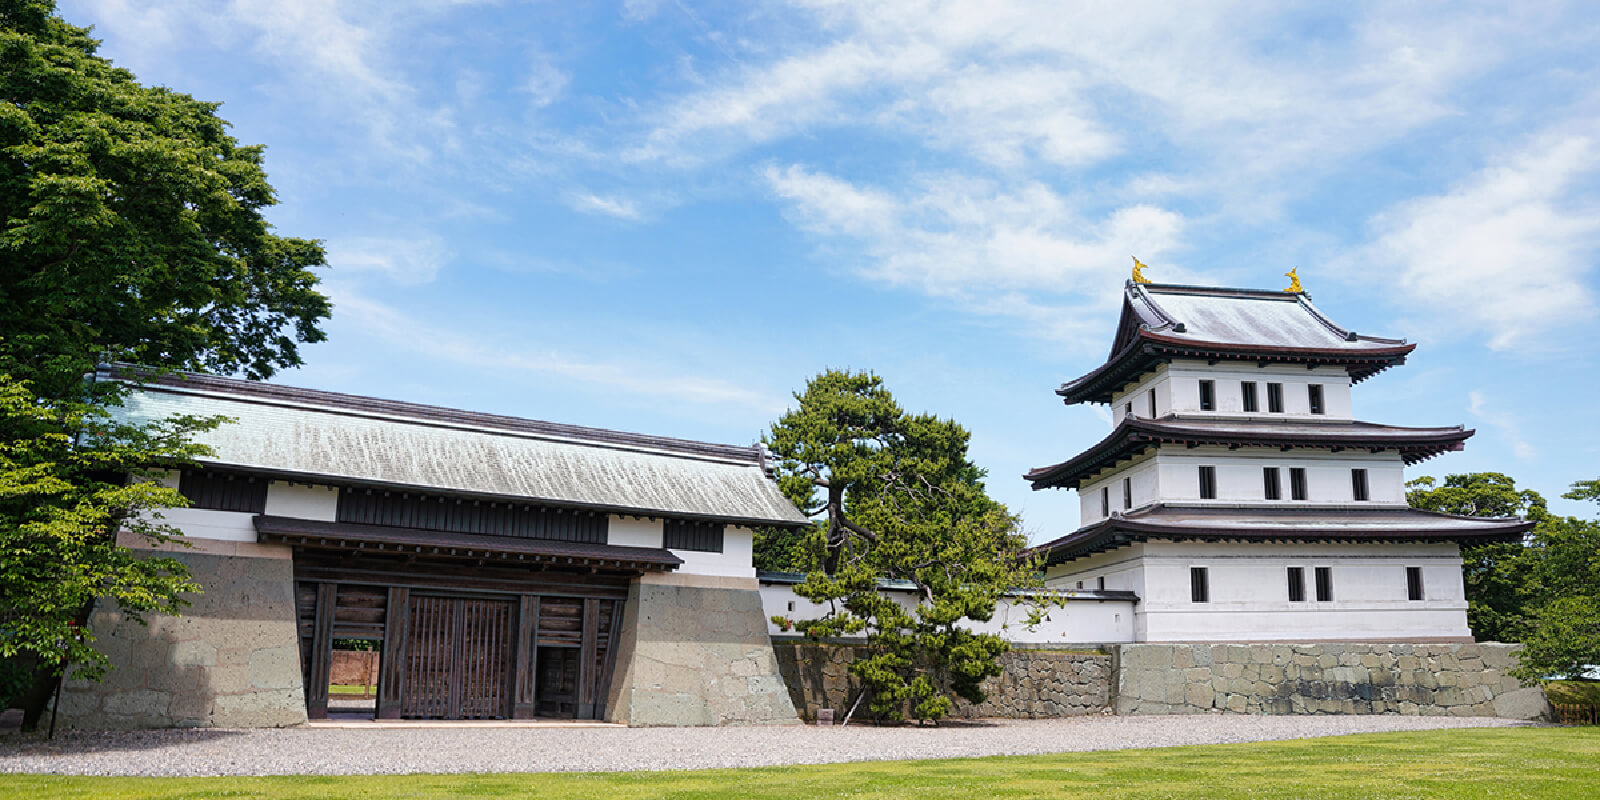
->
xmin=0 ymin=716 xmax=1537 ymax=777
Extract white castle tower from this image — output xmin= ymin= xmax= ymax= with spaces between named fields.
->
xmin=1027 ymin=267 xmax=1531 ymax=643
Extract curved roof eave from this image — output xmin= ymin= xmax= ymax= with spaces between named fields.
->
xmin=1025 ymin=418 xmax=1474 ymax=490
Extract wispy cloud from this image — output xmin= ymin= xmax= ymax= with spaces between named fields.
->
xmin=333 ymin=292 xmax=785 ymax=413
xmin=765 ymin=163 xmax=1185 ymax=340
xmin=1358 ymin=131 xmax=1600 ymax=350
xmin=567 ymin=192 xmax=644 ymax=221
xmin=1469 ymin=390 xmax=1536 ymax=461
xmin=325 ymin=236 xmax=453 ymax=286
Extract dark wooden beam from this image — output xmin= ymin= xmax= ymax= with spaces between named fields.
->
xmin=512 ymin=596 xmax=540 ymax=720
xmin=305 ymin=582 xmax=336 ymax=720
xmin=377 ymin=586 xmax=410 ymax=719
xmin=576 ymin=598 xmax=600 ymax=720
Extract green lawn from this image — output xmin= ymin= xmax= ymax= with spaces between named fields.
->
xmin=2 ymin=727 xmax=1595 ymax=800
xmin=326 ymin=684 xmax=375 ymax=696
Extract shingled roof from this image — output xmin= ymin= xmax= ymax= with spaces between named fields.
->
xmin=1026 ymin=416 xmax=1473 ymax=490
xmin=1033 ymin=504 xmax=1534 ymax=566
xmin=1059 ymin=283 xmax=1416 ymax=405
xmin=114 ymin=369 xmax=810 ymax=528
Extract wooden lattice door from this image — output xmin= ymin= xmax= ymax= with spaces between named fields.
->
xmin=402 ymin=595 xmax=513 ymax=719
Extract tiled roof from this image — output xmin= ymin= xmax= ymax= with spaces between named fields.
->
xmin=1060 ymin=282 xmax=1416 ymax=405
xmin=1033 ymin=504 xmax=1534 ymax=565
xmin=114 ymin=369 xmax=810 ymax=527
xmin=1026 ymin=416 xmax=1473 ymax=490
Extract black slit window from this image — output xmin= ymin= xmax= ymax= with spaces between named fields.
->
xmin=1290 ymin=467 xmax=1308 ymax=501
xmin=1124 ymin=401 xmax=1133 ymax=420
xmin=1241 ymin=381 xmax=1259 ymax=412
xmin=180 ymin=470 xmax=268 ymax=513
xmin=1406 ymin=567 xmax=1424 ymax=601
xmin=1287 ymin=567 xmax=1306 ymax=602
xmin=1263 ymin=467 xmax=1281 ymax=500
xmin=1308 ymin=384 xmax=1325 ymax=415
xmin=1351 ymin=468 xmax=1369 ymax=501
xmin=1097 ymin=576 xmax=1106 ymax=591
xmin=1122 ymin=477 xmax=1132 ymax=510
xmin=1147 ymin=390 xmax=1157 ymax=418
xmin=1100 ymin=486 xmax=1110 ymax=517
xmin=1198 ymin=466 xmax=1217 ymax=500
xmin=1190 ymin=567 xmax=1209 ymax=603
xmin=1199 ymin=380 xmax=1215 ymax=411
xmin=1315 ymin=566 xmax=1334 ymax=601
xmin=1267 ymin=382 xmax=1284 ymax=413
xmin=664 ymin=520 xmax=724 ymax=553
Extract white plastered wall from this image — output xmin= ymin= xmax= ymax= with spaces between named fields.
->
xmin=613 ymin=518 xmax=758 ymax=579
xmin=1050 ymin=541 xmax=1470 ymax=642
xmin=760 ymin=582 xmax=1135 ymax=644
xmin=1044 ymin=544 xmax=1150 ymax=640
xmin=1077 ymin=447 xmax=1405 ymax=523
xmin=1078 ymin=455 xmax=1159 ymax=526
xmin=264 ymin=481 xmax=337 ymax=521
xmin=1167 ymin=362 xmax=1354 ymax=419
xmin=1112 ymin=361 xmax=1355 ymax=423
xmin=1153 ymin=446 xmax=1406 ymax=505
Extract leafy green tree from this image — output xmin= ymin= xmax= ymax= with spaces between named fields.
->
xmin=0 ymin=0 xmax=330 ymax=714
xmin=764 ymin=370 xmax=1040 ymax=722
xmin=0 ymin=375 xmax=220 ymax=682
xmin=1 ymin=0 xmax=330 ymax=400
xmin=1512 ymin=482 xmax=1600 ymax=680
xmin=1408 ymin=473 xmax=1546 ymax=642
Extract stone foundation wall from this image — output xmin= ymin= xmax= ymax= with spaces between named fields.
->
xmin=605 ymin=578 xmax=800 ymax=726
xmin=1112 ymin=643 xmax=1550 ymax=719
xmin=772 ymin=642 xmax=1112 ymax=721
xmin=58 ymin=551 xmax=306 ymax=729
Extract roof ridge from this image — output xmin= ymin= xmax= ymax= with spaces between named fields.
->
xmin=110 ymin=366 xmax=764 ymax=465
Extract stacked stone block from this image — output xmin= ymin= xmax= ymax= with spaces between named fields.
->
xmin=1112 ymin=643 xmax=1549 ymax=719
xmin=58 ymin=551 xmax=306 ymax=729
xmin=605 ymin=580 xmax=801 ymax=726
xmin=772 ymin=642 xmax=1112 ymax=721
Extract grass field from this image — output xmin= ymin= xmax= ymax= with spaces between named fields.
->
xmin=1 ymin=727 xmax=1595 ymax=800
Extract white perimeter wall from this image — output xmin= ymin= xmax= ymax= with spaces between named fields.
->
xmin=1048 ymin=541 xmax=1470 ymax=642
xmin=760 ymin=583 xmax=1135 ymax=645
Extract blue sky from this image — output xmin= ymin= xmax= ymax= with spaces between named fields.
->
xmin=63 ymin=0 xmax=1600 ymax=539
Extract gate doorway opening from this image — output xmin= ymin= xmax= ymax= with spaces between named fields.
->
xmin=293 ymin=552 xmax=633 ymax=722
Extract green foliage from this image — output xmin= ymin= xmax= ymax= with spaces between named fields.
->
xmin=764 ymin=370 xmax=1041 ymax=722
xmin=0 ymin=0 xmax=330 ymax=694
xmin=1410 ymin=473 xmax=1600 ymax=678
xmin=1511 ymin=482 xmax=1600 ymax=680
xmin=1407 ymin=473 xmax=1545 ymax=642
xmin=751 ymin=523 xmax=820 ymax=574
xmin=0 ymin=0 xmax=330 ymax=399
xmin=0 ymin=374 xmax=223 ymax=679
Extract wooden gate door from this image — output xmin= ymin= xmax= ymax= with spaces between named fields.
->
xmin=402 ymin=595 xmax=513 ymax=719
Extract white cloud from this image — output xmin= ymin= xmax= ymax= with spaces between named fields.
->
xmin=626 ymin=0 xmax=1502 ymax=182
xmin=767 ymin=164 xmax=1185 ymax=292
xmin=1469 ymin=390 xmax=1536 ymax=461
xmin=568 ymin=192 xmax=644 ymax=221
xmin=326 ymin=236 xmax=452 ymax=286
xmin=333 ymin=292 xmax=784 ymax=413
xmin=520 ymin=56 xmax=570 ymax=109
xmin=1360 ymin=133 xmax=1600 ymax=350
xmin=765 ymin=164 xmax=1186 ymax=337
